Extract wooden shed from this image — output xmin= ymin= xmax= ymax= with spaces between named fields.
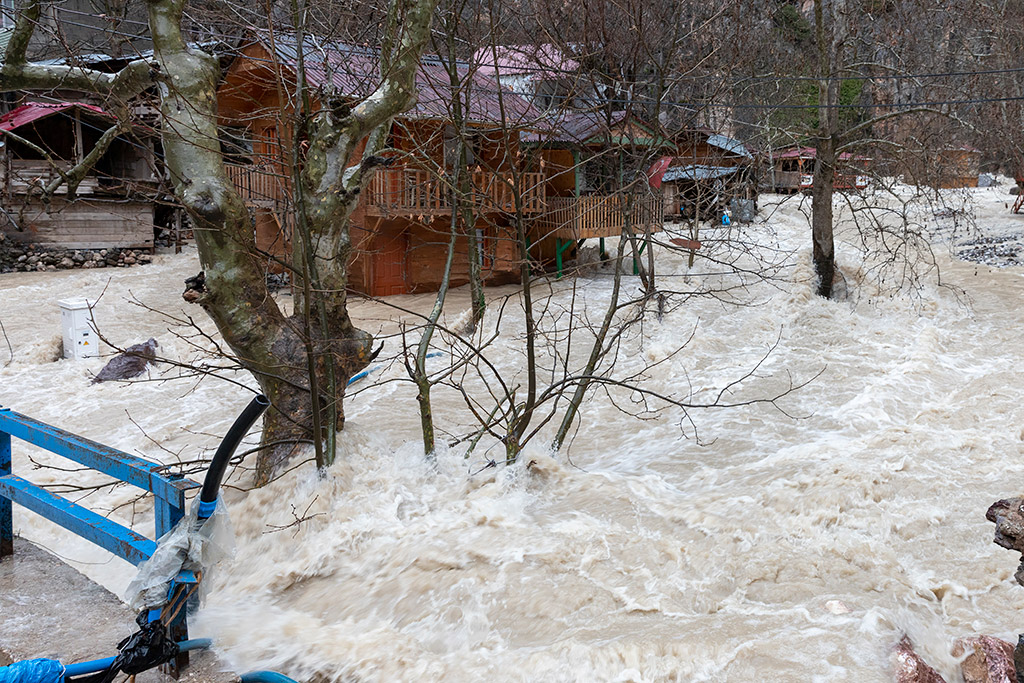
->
xmin=0 ymin=102 xmax=158 ymax=250
xmin=660 ymin=131 xmax=755 ymax=220
xmin=929 ymin=146 xmax=981 ymax=189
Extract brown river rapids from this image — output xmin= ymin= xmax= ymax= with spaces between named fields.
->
xmin=2 ymin=187 xmax=1024 ymax=681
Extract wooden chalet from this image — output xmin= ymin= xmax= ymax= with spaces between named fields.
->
xmin=771 ymin=146 xmax=869 ymax=193
xmin=522 ymin=109 xmax=666 ymax=272
xmin=217 ymin=34 xmax=546 ymax=296
xmin=0 ymin=102 xmax=159 ymax=249
xmin=661 ymin=130 xmax=755 ymax=220
xmin=920 ymin=146 xmax=982 ymax=189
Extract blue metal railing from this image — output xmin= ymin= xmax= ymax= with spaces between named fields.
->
xmin=0 ymin=405 xmax=202 ymax=672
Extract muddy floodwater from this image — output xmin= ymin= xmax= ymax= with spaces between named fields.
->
xmin=3 ymin=187 xmax=1024 ymax=681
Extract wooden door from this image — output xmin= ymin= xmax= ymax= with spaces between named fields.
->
xmin=372 ymin=230 xmax=408 ymax=296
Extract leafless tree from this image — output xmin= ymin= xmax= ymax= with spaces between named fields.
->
xmin=1 ymin=0 xmax=441 ymax=482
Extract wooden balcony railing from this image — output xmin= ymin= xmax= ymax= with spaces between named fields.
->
xmin=365 ymin=168 xmax=545 ymax=217
xmin=226 ymin=163 xmax=289 ymax=208
xmin=537 ymin=193 xmax=664 ymax=240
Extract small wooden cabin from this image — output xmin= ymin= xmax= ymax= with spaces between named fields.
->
xmin=928 ymin=146 xmax=981 ymax=189
xmin=661 ymin=131 xmax=755 ymax=219
xmin=217 ymin=34 xmax=545 ymax=297
xmin=771 ymin=146 xmax=869 ymax=193
xmin=0 ymin=102 xmax=159 ymax=249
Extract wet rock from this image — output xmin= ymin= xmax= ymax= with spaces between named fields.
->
xmin=91 ymin=339 xmax=158 ymax=384
xmin=954 ymin=636 xmax=1015 ymax=683
xmin=985 ymin=498 xmax=1024 ymax=585
xmin=895 ymin=637 xmax=947 ymax=683
xmin=1014 ymin=636 xmax=1024 ymax=683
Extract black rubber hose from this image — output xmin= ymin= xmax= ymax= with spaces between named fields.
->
xmin=198 ymin=394 xmax=270 ymax=516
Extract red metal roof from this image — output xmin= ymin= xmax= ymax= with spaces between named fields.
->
xmin=473 ymin=44 xmax=580 ymax=78
xmin=0 ymin=102 xmax=111 ymax=132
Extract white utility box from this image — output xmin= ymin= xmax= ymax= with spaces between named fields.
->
xmin=58 ymin=298 xmax=99 ymax=360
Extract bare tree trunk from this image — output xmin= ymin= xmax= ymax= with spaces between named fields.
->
xmin=551 ymin=234 xmax=626 ymax=450
xmin=466 ymin=219 xmax=487 ymax=330
xmin=4 ymin=0 xmax=441 ymax=484
xmin=811 ymin=136 xmax=837 ymax=297
xmin=147 ymin=0 xmax=317 ymax=479
xmin=811 ymin=0 xmax=844 ymax=299
xmin=412 ymin=202 xmax=459 ymax=458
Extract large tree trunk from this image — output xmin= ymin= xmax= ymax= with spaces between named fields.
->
xmin=5 ymin=0 xmax=438 ymax=485
xmin=812 ymin=0 xmax=844 ymax=299
xmin=811 ymin=136 xmax=836 ymax=297
xmin=149 ymin=0 xmax=325 ymax=482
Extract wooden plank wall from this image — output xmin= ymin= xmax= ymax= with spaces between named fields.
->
xmin=2 ymin=197 xmax=154 ymax=249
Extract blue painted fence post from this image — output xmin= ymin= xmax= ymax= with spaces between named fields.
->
xmin=154 ymin=472 xmax=186 ymax=539
xmin=1 ymin=418 xmax=11 ymax=559
xmin=155 ymin=472 xmax=189 ymax=677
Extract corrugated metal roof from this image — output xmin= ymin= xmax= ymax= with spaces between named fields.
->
xmin=0 ymin=27 xmax=11 ymax=64
xmin=518 ymin=109 xmax=667 ymax=146
xmin=473 ymin=44 xmax=580 ymax=78
xmin=706 ymin=133 xmax=752 ymax=159
xmin=261 ymin=33 xmax=541 ymax=126
xmin=0 ymin=102 xmax=111 ymax=132
xmin=775 ymin=145 xmax=816 ymax=159
xmin=521 ymin=109 xmax=619 ymax=143
xmin=662 ymin=164 xmax=738 ymax=183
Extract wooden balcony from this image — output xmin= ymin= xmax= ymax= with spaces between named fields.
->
xmin=365 ymin=168 xmax=545 ymax=218
xmin=536 ymin=194 xmax=665 ymax=240
xmin=226 ymin=163 xmax=289 ymax=208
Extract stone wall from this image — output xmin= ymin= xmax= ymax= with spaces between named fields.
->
xmin=0 ymin=233 xmax=152 ymax=273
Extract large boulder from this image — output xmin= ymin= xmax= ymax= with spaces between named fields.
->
xmin=895 ymin=637 xmax=947 ymax=683
xmin=954 ymin=636 xmax=1015 ymax=683
xmin=986 ymin=498 xmax=1024 ymax=585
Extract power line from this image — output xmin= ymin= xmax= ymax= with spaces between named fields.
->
xmin=45 ymin=10 xmax=1024 ymax=84
xmin=18 ymin=19 xmax=1024 ymax=120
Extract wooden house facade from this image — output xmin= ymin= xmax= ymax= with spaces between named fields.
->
xmin=217 ymin=35 xmax=547 ymax=297
xmin=0 ymin=102 xmax=159 ymax=250
xmin=522 ymin=109 xmax=666 ymax=270
xmin=912 ymin=146 xmax=982 ymax=189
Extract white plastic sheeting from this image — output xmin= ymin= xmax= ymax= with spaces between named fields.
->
xmin=125 ymin=497 xmax=234 ymax=612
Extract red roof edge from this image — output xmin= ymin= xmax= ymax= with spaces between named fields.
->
xmin=0 ymin=102 xmax=112 ymax=132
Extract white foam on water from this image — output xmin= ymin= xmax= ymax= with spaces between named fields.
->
xmin=3 ymin=188 xmax=1024 ymax=680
